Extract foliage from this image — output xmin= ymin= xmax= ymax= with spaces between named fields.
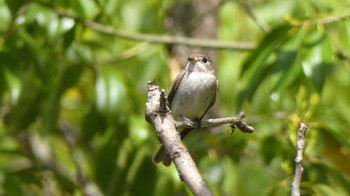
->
xmin=1 ymin=0 xmax=350 ymax=195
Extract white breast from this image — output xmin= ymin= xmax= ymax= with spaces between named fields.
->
xmin=170 ymin=72 xmax=217 ymax=121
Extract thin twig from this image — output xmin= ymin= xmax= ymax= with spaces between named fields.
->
xmin=176 ymin=112 xmax=254 ymax=133
xmin=291 ymin=122 xmax=308 ymax=196
xmin=84 ymin=21 xmax=255 ymax=51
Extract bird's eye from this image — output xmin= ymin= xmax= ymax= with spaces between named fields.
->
xmin=202 ymin=57 xmax=208 ymax=63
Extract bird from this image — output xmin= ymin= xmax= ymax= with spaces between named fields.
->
xmin=153 ymin=54 xmax=218 ymax=166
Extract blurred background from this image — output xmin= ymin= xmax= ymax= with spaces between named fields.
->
xmin=1 ymin=0 xmax=350 ymax=195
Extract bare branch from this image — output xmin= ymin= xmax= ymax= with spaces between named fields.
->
xmin=35 ymin=0 xmax=350 ymax=52
xmin=84 ymin=21 xmax=255 ymax=51
xmin=33 ymin=1 xmax=255 ymax=51
xmin=145 ymin=81 xmax=213 ymax=196
xmin=291 ymin=122 xmax=308 ymax=196
xmin=176 ymin=112 xmax=254 ymax=133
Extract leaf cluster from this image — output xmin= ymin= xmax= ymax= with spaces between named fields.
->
xmin=1 ymin=0 xmax=350 ymax=195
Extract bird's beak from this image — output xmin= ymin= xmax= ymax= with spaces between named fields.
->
xmin=187 ymin=57 xmax=196 ymax=64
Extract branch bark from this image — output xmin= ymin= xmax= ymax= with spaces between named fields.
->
xmin=84 ymin=21 xmax=255 ymax=51
xmin=33 ymin=1 xmax=255 ymax=51
xmin=145 ymin=81 xmax=213 ymax=196
xmin=176 ymin=112 xmax=254 ymax=133
xmin=291 ymin=122 xmax=308 ymax=196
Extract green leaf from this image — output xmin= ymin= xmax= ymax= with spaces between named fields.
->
xmin=241 ymin=25 xmax=293 ymax=74
xmin=5 ymin=0 xmax=26 ymax=16
xmin=81 ymin=105 xmax=107 ymax=145
xmin=3 ymin=171 xmax=24 ymax=195
xmin=238 ymin=25 xmax=294 ymax=105
xmin=129 ymin=151 xmax=156 ymax=196
xmin=95 ymin=67 xmax=127 ymax=121
xmin=41 ymin=64 xmax=84 ymax=132
xmin=5 ymin=70 xmax=41 ymax=132
xmin=271 ymin=50 xmax=298 ymax=92
xmin=63 ymin=24 xmax=76 ymax=49
xmin=301 ymin=36 xmax=334 ymax=93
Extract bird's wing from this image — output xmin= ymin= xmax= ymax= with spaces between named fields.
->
xmin=199 ymin=79 xmax=218 ymax=120
xmin=168 ymin=70 xmax=187 ymax=105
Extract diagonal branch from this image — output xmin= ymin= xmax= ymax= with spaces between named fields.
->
xmin=145 ymin=81 xmax=255 ymax=195
xmin=145 ymin=81 xmax=213 ymax=196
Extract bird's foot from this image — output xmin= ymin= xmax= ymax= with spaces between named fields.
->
xmin=175 ymin=117 xmax=195 ymax=130
xmin=193 ymin=118 xmax=201 ymax=130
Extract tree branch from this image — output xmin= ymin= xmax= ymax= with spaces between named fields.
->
xmin=33 ymin=0 xmax=350 ymax=52
xmin=145 ymin=81 xmax=213 ymax=196
xmin=34 ymin=0 xmax=255 ymax=51
xmin=291 ymin=122 xmax=308 ymax=196
xmin=83 ymin=21 xmax=255 ymax=51
xmin=176 ymin=112 xmax=254 ymax=133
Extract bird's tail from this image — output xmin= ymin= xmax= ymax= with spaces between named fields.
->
xmin=152 ymin=145 xmax=171 ymax=166
xmin=153 ymin=128 xmax=193 ymax=167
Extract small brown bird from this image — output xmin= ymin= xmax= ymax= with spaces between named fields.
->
xmin=153 ymin=54 xmax=218 ymax=166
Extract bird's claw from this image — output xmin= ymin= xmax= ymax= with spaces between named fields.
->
xmin=175 ymin=117 xmax=195 ymax=129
